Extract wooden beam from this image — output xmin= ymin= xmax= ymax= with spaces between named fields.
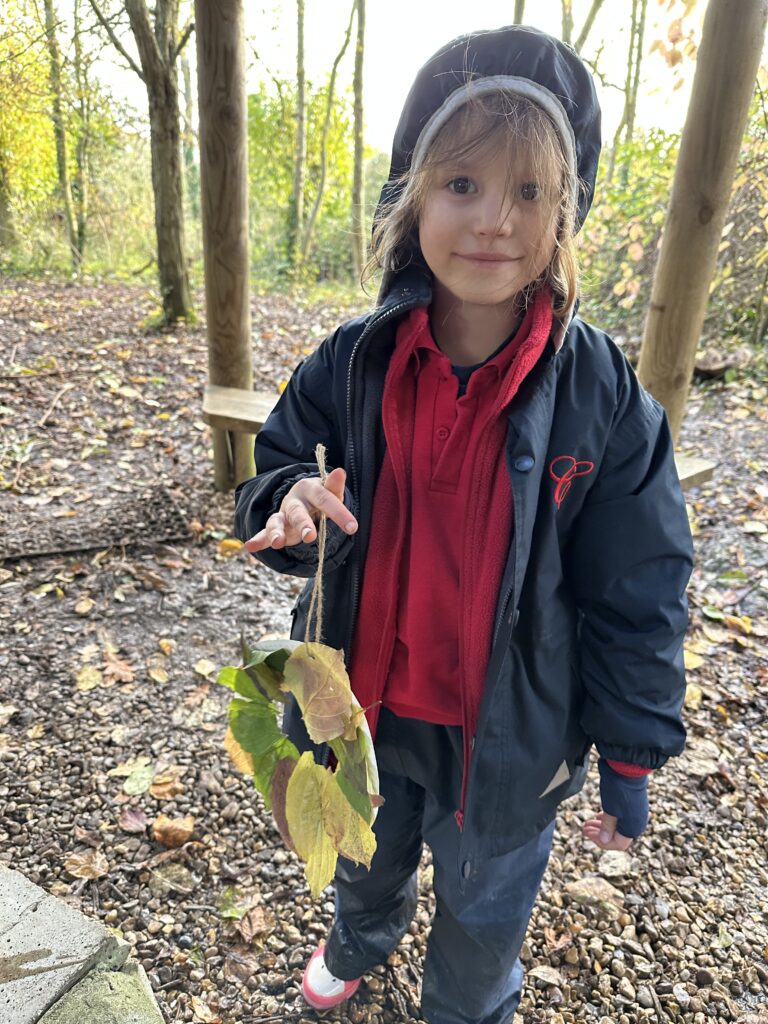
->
xmin=675 ymin=453 xmax=714 ymax=491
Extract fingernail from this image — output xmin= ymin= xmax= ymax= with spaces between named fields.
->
xmin=301 ymin=527 xmax=313 ymax=541
xmin=271 ymin=533 xmax=283 ymax=546
xmin=345 ymin=522 xmax=357 ymax=533
xmin=599 ymin=831 xmax=611 ymax=843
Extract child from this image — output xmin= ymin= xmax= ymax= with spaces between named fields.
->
xmin=235 ymin=24 xmax=693 ymax=1024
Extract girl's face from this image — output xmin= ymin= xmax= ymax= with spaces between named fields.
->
xmin=418 ymin=141 xmax=559 ymax=321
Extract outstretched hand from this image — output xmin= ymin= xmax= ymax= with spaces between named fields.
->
xmin=583 ymin=811 xmax=633 ymax=851
xmin=244 ymin=467 xmax=358 ymax=552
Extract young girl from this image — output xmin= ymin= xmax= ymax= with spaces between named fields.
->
xmin=235 ymin=24 xmax=693 ymax=1024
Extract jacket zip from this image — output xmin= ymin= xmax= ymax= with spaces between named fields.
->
xmin=343 ymin=296 xmax=421 ymax=657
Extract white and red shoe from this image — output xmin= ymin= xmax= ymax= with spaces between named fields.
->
xmin=301 ymin=943 xmax=362 ymax=1010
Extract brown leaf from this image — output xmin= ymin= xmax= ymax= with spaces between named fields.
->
xmin=64 ymin=848 xmax=109 ymax=880
xmin=235 ymin=905 xmax=274 ymax=945
xmin=151 ymin=813 xmax=196 ymax=848
xmin=73 ymin=826 xmax=104 ymax=848
xmin=222 ymin=944 xmax=262 ymax=984
xmin=118 ymin=807 xmax=149 ymax=834
xmin=150 ymin=766 xmax=186 ymax=800
xmin=190 ymin=996 xmax=219 ymax=1023
xmin=103 ymin=651 xmax=135 ymax=684
xmin=0 ymin=704 xmax=18 ymax=728
xmin=270 ymin=757 xmax=297 ymax=853
xmin=184 ymin=682 xmax=210 ymax=708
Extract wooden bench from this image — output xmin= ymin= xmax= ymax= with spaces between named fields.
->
xmin=203 ymin=385 xmax=715 ymax=490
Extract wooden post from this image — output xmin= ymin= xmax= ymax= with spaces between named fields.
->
xmin=637 ymin=0 xmax=767 ymax=442
xmin=195 ymin=0 xmax=255 ymax=490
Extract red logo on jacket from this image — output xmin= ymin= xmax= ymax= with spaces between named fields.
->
xmin=549 ymin=455 xmax=595 ymax=508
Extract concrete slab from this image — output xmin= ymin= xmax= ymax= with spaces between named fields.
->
xmin=0 ymin=867 xmax=129 ymax=1024
xmin=38 ymin=962 xmax=165 ymax=1024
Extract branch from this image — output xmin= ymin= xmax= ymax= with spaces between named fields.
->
xmin=574 ymin=0 xmax=606 ymax=54
xmin=87 ymin=0 xmax=144 ymax=80
xmin=172 ymin=19 xmax=195 ymax=62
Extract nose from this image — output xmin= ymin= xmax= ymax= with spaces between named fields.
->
xmin=475 ymin=192 xmax=516 ymax=237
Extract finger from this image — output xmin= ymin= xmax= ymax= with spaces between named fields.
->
xmin=323 ymin=466 xmax=347 ymax=502
xmin=282 ymin=497 xmax=320 ymax=543
xmin=244 ymin=512 xmax=287 ymax=551
xmin=244 ymin=530 xmax=270 ymax=553
xmin=304 ymin=478 xmax=358 ymax=534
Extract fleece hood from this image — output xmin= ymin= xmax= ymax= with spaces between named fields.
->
xmin=376 ymin=25 xmax=602 ymax=233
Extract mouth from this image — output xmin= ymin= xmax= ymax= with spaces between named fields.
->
xmin=457 ymin=252 xmax=521 ymax=263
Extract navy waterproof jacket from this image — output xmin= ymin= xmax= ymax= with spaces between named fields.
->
xmin=234 ymin=265 xmax=694 ymax=860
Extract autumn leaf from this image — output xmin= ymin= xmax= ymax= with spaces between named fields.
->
xmin=218 ymin=538 xmax=244 ymax=556
xmin=150 ymin=766 xmax=185 ymax=800
xmin=229 ymin=698 xmax=284 ymax=759
xmin=684 ymin=649 xmax=705 ymax=671
xmin=194 ymin=658 xmax=218 ymax=678
xmin=285 ymin=752 xmax=337 ymax=896
xmin=124 ymin=762 xmax=155 ymax=795
xmin=224 ymin=726 xmax=254 ymax=776
xmin=320 ymin=773 xmax=376 ymax=869
xmin=235 ymin=905 xmax=274 ymax=945
xmin=271 ymin=756 xmax=298 ymax=849
xmin=64 ymin=849 xmax=109 ymax=880
xmin=0 ymin=704 xmax=18 ymax=728
xmin=118 ymin=807 xmax=149 ymax=834
xmin=158 ymin=638 xmax=174 ymax=656
xmin=190 ymin=995 xmax=218 ymax=1023
xmin=74 ymin=596 xmax=95 ymax=615
xmin=76 ymin=666 xmax=103 ymax=692
xmin=282 ymin=643 xmax=355 ymax=744
xmin=104 ymin=651 xmax=134 ymax=684
xmin=151 ymin=814 xmax=195 ymax=848
xmin=108 ymin=755 xmax=152 ymax=777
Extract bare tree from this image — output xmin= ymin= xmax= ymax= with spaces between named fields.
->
xmin=561 ymin=0 xmax=574 ymax=44
xmin=513 ymin=1 xmax=526 ymax=23
xmin=607 ymin=0 xmax=648 ymax=181
xmin=88 ymin=0 xmax=194 ymax=321
xmin=350 ymin=0 xmax=365 ymax=279
xmin=574 ymin=0 xmax=606 ymax=53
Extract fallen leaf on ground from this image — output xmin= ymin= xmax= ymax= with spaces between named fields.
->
xmin=150 ymin=766 xmax=186 ymax=799
xmin=76 ymin=666 xmax=103 ymax=692
xmin=0 ymin=704 xmax=18 ymax=727
xmin=528 ymin=965 xmax=564 ymax=985
xmin=118 ymin=807 xmax=149 ymax=834
xmin=151 ymin=813 xmax=195 ymax=848
xmin=194 ymin=658 xmax=218 ymax=678
xmin=104 ymin=651 xmax=135 ymax=684
xmin=146 ymin=655 xmax=169 ymax=683
xmin=158 ymin=637 xmax=174 ymax=656
xmin=74 ymin=596 xmax=95 ymax=615
xmin=190 ymin=996 xmax=219 ymax=1023
xmin=64 ymin=848 xmax=109 ymax=880
xmin=235 ymin=904 xmax=274 ymax=945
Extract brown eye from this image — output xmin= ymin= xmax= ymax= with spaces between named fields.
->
xmin=521 ymin=182 xmax=541 ymax=201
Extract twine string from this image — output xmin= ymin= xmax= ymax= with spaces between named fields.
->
xmin=305 ymin=443 xmax=328 ymax=647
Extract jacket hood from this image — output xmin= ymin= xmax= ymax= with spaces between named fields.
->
xmin=376 ymin=25 xmax=602 ymax=233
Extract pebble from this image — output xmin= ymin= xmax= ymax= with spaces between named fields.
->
xmin=637 ymin=986 xmax=654 ymax=1008
xmin=617 ymin=978 xmax=636 ymax=1001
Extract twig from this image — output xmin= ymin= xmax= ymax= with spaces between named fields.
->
xmin=0 ymin=369 xmax=91 ymax=381
xmin=38 ymin=382 xmax=75 ymax=427
xmin=87 ymin=0 xmax=144 ymax=80
xmin=172 ymin=20 xmax=195 ymax=62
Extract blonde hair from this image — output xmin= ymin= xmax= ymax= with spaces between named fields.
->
xmin=366 ymin=92 xmax=580 ymax=317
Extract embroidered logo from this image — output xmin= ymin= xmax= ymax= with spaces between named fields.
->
xmin=549 ymin=455 xmax=595 ymax=509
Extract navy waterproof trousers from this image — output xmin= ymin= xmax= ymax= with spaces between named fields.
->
xmin=323 ymin=709 xmax=555 ymax=1024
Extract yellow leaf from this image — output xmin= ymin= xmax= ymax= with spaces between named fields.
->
xmin=158 ymin=638 xmax=175 ymax=656
xmin=684 ymin=649 xmax=705 ymax=670
xmin=76 ymin=666 xmax=103 ymax=691
xmin=74 ymin=596 xmax=95 ymax=615
xmin=225 ymin=726 xmax=254 ymax=775
xmin=285 ymin=752 xmax=337 ymax=897
xmin=283 ymin=643 xmax=355 ymax=744
xmin=218 ymin=538 xmax=244 ymax=556
xmin=320 ymin=773 xmax=376 ymax=869
xmin=148 ymin=664 xmax=169 ymax=684
xmin=723 ymin=614 xmax=751 ymax=635
xmin=684 ymin=683 xmax=703 ymax=710
xmin=194 ymin=658 xmax=218 ymax=678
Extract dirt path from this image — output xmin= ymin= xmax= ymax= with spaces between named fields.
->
xmin=0 ymin=277 xmax=766 ymax=1024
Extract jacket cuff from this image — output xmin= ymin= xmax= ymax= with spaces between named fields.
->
xmin=607 ymin=759 xmax=653 ymax=778
xmin=592 ymin=741 xmax=678 ymax=770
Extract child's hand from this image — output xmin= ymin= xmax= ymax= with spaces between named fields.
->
xmin=244 ymin=467 xmax=358 ymax=552
xmin=582 ymin=812 xmax=633 ymax=851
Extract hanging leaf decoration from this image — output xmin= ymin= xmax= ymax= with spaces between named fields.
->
xmin=217 ymin=637 xmax=381 ymax=897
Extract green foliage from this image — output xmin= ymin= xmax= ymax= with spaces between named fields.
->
xmin=580 ymin=98 xmax=768 ymax=350
xmin=248 ymin=79 xmax=358 ymax=285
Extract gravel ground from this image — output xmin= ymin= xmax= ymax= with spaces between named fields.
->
xmin=0 ymin=277 xmax=766 ymax=1024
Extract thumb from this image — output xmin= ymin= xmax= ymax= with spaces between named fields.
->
xmin=599 ymin=812 xmax=618 ymax=844
xmin=324 ymin=466 xmax=347 ymax=501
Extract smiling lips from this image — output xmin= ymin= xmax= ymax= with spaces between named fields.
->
xmin=457 ymin=252 xmax=521 ymax=262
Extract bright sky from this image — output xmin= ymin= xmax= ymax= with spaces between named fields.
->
xmin=245 ymin=0 xmax=704 ymax=154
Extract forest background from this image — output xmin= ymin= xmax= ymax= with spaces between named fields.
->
xmin=0 ymin=0 xmax=767 ymax=350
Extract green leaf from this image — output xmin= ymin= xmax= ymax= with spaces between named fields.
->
xmin=331 ymin=734 xmax=372 ymax=824
xmin=229 ymin=698 xmax=283 ymax=759
xmin=285 ymin=752 xmax=338 ymax=897
xmin=218 ymin=885 xmax=249 ymax=920
xmin=252 ymin=736 xmax=299 ymax=810
xmin=703 ymin=605 xmax=725 ymax=621
xmin=123 ymin=762 xmax=155 ymax=795
xmin=321 ymin=772 xmax=376 ymax=869
xmin=282 ymin=642 xmax=354 ymax=743
xmin=218 ymin=666 xmax=270 ymax=704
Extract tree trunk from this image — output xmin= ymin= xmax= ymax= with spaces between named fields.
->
xmin=195 ymin=0 xmax=253 ymax=489
xmin=350 ymin=0 xmax=365 ymax=280
xmin=43 ymin=0 xmax=79 ymax=271
xmin=287 ymin=0 xmax=306 ymax=271
xmin=125 ymin=0 xmax=193 ymax=322
xmin=73 ymin=0 xmax=90 ymax=262
xmin=301 ymin=1 xmax=355 ymax=266
xmin=637 ymin=0 xmax=767 ymax=441
xmin=181 ymin=50 xmax=199 ymax=218
xmin=625 ymin=0 xmax=648 ymax=145
xmin=513 ymin=1 xmax=525 ymax=24
xmin=561 ymin=0 xmax=574 ymax=44
xmin=0 ymin=156 xmax=17 ymax=251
